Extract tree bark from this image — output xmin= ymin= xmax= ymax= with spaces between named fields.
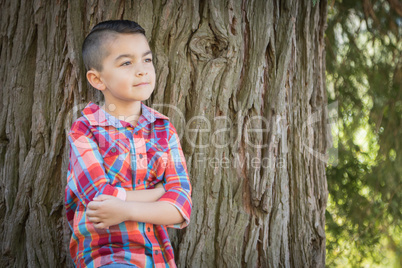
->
xmin=0 ymin=0 xmax=329 ymax=267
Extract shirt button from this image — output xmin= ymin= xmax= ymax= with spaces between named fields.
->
xmin=155 ymin=250 xmax=159 ymax=255
xmin=111 ymin=148 xmax=116 ymax=153
xmin=137 ymin=179 xmax=141 ymax=184
xmin=135 ymin=132 xmax=138 ymax=135
xmin=147 ymin=227 xmax=151 ymax=232
xmin=139 ymin=154 xmax=143 ymax=159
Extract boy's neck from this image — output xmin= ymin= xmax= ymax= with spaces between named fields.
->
xmin=100 ymin=100 xmax=142 ymax=126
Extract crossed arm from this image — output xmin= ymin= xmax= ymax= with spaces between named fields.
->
xmin=65 ymin=121 xmax=192 ymax=231
xmin=86 ymin=183 xmax=185 ymax=229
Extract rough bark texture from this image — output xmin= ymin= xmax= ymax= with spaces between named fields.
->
xmin=0 ymin=0 xmax=329 ymax=267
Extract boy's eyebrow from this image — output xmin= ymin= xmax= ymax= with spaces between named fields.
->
xmin=114 ymin=50 xmax=152 ymax=62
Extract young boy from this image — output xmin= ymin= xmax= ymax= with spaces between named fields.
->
xmin=64 ymin=20 xmax=192 ymax=268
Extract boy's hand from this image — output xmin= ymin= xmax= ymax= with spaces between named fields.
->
xmin=87 ymin=195 xmax=128 ymax=229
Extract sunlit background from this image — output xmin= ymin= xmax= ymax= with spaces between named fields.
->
xmin=325 ymin=1 xmax=401 ymax=267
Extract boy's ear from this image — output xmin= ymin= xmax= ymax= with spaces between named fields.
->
xmin=86 ymin=70 xmax=106 ymax=91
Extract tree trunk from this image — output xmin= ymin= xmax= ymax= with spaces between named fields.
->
xmin=0 ymin=0 xmax=329 ymax=267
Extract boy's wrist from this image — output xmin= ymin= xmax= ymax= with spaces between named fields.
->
xmin=122 ymin=201 xmax=133 ymax=222
xmin=127 ymin=201 xmax=140 ymax=222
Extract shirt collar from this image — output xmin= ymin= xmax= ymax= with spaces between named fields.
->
xmin=81 ymin=101 xmax=169 ymax=127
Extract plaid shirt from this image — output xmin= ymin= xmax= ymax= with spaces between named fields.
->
xmin=64 ymin=101 xmax=192 ymax=268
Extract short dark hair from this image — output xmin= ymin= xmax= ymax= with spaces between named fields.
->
xmin=82 ymin=20 xmax=146 ymax=71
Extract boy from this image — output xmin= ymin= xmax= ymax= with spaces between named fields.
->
xmin=64 ymin=20 xmax=192 ymax=268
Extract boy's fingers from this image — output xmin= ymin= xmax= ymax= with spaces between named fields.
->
xmin=87 ymin=201 xmax=98 ymax=210
xmin=94 ymin=222 xmax=103 ymax=229
xmin=94 ymin=222 xmax=109 ymax=230
xmin=96 ymin=194 xmax=112 ymax=201
xmin=94 ymin=195 xmax=104 ymax=201
xmin=86 ymin=209 xmax=97 ymax=217
xmin=88 ymin=216 xmax=100 ymax=223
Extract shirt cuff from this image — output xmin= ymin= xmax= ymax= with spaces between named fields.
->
xmin=158 ymin=189 xmax=191 ymax=229
xmin=116 ymin=187 xmax=127 ymax=201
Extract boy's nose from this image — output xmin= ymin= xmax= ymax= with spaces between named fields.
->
xmin=134 ymin=64 xmax=147 ymax=76
xmin=135 ymin=69 xmax=147 ymax=76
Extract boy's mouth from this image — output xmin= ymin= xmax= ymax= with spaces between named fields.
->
xmin=134 ymin=82 xmax=150 ymax=87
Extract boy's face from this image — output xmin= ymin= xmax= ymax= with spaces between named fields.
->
xmin=94 ymin=33 xmax=156 ymax=105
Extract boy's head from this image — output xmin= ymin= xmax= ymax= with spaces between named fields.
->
xmin=82 ymin=20 xmax=145 ymax=72
xmin=82 ymin=20 xmax=156 ymax=104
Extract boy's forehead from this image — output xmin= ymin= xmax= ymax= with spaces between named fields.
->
xmin=105 ymin=33 xmax=150 ymax=54
xmin=113 ymin=50 xmax=152 ymax=62
xmin=97 ymin=33 xmax=151 ymax=68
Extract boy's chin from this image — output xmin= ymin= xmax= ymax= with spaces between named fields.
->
xmin=139 ymin=91 xmax=155 ymax=101
xmin=136 ymin=93 xmax=153 ymax=102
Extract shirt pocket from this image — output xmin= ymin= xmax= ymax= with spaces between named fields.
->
xmin=102 ymin=138 xmax=132 ymax=185
xmin=146 ymin=139 xmax=168 ymax=185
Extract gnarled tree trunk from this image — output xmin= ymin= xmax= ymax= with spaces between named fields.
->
xmin=0 ymin=0 xmax=329 ymax=267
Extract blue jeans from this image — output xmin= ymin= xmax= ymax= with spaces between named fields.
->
xmin=99 ymin=255 xmax=153 ymax=268
xmin=99 ymin=264 xmax=136 ymax=268
xmin=99 ymin=251 xmax=154 ymax=268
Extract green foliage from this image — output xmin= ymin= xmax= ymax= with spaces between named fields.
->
xmin=325 ymin=0 xmax=401 ymax=267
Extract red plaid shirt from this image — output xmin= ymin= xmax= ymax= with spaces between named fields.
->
xmin=65 ymin=101 xmax=192 ymax=268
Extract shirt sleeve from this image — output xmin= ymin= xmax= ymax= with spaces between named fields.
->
xmin=158 ymin=123 xmax=192 ymax=229
xmin=64 ymin=120 xmax=126 ymax=227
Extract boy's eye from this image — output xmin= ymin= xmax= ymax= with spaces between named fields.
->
xmin=145 ymin=58 xmax=153 ymax=63
xmin=121 ymin=61 xmax=131 ymax=66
